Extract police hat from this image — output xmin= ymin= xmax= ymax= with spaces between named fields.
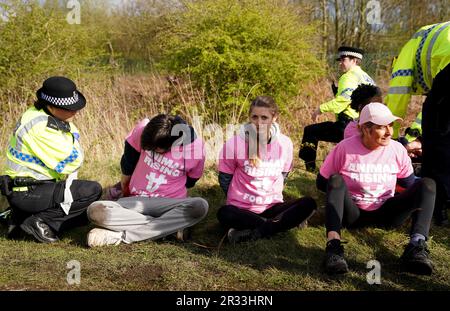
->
xmin=336 ymin=46 xmax=364 ymax=61
xmin=36 ymin=76 xmax=86 ymax=111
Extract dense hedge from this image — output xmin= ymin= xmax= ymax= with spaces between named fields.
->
xmin=158 ymin=0 xmax=325 ymax=120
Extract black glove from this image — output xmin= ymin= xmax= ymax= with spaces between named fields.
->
xmin=331 ymin=82 xmax=338 ymax=96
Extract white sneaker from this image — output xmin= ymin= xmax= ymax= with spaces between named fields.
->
xmin=87 ymin=228 xmax=123 ymax=247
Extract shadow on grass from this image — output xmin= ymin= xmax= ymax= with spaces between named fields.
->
xmin=345 ymin=227 xmax=450 ymax=290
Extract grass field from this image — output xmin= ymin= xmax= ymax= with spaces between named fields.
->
xmin=1 ymin=74 xmax=448 ymax=291
xmin=1 ymin=163 xmax=449 ymax=291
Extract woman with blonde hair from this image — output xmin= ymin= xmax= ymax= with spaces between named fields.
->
xmin=217 ymin=96 xmax=317 ymax=243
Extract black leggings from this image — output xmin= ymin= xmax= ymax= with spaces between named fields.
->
xmin=325 ymin=174 xmax=436 ymax=237
xmin=217 ymin=197 xmax=317 ymax=237
xmin=299 ymin=120 xmax=349 ymax=171
xmin=8 ymin=180 xmax=102 ymax=232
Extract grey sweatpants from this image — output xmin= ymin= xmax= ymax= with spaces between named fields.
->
xmin=87 ymin=196 xmax=209 ymax=243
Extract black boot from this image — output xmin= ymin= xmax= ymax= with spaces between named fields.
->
xmin=227 ymin=228 xmax=262 ymax=244
xmin=0 ymin=207 xmax=23 ymax=240
xmin=401 ymin=240 xmax=433 ymax=275
xmin=20 ymin=215 xmax=59 ymax=243
xmin=434 ymin=207 xmax=449 ymax=226
xmin=324 ymin=239 xmax=349 ymax=275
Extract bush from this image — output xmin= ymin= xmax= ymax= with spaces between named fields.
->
xmin=0 ymin=0 xmax=109 ymax=96
xmin=158 ymin=0 xmax=325 ymax=122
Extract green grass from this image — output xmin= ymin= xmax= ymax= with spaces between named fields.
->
xmin=1 ymin=164 xmax=449 ymax=291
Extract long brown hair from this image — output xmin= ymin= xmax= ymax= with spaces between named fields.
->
xmin=247 ymin=96 xmax=279 ymax=167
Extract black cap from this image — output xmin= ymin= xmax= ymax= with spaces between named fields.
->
xmin=336 ymin=46 xmax=364 ymax=61
xmin=36 ymin=76 xmax=86 ymax=111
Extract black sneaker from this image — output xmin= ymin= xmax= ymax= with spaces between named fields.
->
xmin=227 ymin=228 xmax=261 ymax=244
xmin=20 ymin=215 xmax=59 ymax=243
xmin=324 ymin=239 xmax=349 ymax=275
xmin=0 ymin=208 xmax=22 ymax=240
xmin=7 ymin=222 xmax=23 ymax=240
xmin=401 ymin=240 xmax=433 ymax=275
xmin=0 ymin=207 xmax=12 ymax=226
xmin=434 ymin=208 xmax=449 ymax=226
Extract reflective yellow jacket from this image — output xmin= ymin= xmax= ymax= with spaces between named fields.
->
xmin=5 ymin=107 xmax=84 ymax=181
xmin=405 ymin=112 xmax=422 ymax=143
xmin=320 ymin=65 xmax=376 ymax=119
xmin=386 ymin=21 xmax=450 ymax=137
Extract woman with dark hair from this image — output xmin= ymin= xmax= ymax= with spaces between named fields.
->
xmin=3 ymin=76 xmax=102 ymax=243
xmin=317 ymin=103 xmax=436 ymax=276
xmin=86 ymin=114 xmax=208 ymax=247
xmin=217 ymin=96 xmax=317 ymax=243
xmin=343 ymin=84 xmax=382 ymax=139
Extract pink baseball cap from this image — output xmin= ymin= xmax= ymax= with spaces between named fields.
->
xmin=359 ymin=102 xmax=402 ymax=125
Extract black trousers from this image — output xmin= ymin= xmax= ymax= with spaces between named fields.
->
xmin=299 ymin=119 xmax=349 ymax=171
xmin=217 ymin=197 xmax=317 ymax=237
xmin=422 ymin=63 xmax=450 ymax=214
xmin=7 ymin=180 xmax=102 ymax=232
xmin=325 ymin=174 xmax=436 ymax=238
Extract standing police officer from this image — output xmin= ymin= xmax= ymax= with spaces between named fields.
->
xmin=386 ymin=22 xmax=450 ymax=226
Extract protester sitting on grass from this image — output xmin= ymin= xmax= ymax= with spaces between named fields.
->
xmin=343 ymin=84 xmax=382 ymax=139
xmin=345 ymin=85 xmax=422 ymax=176
xmin=317 ymin=102 xmax=436 ymax=275
xmin=86 ymin=114 xmax=208 ymax=247
xmin=217 ymin=96 xmax=317 ymax=244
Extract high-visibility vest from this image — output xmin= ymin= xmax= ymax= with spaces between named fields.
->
xmin=386 ymin=21 xmax=450 ymax=137
xmin=320 ymin=65 xmax=376 ymax=119
xmin=4 ymin=107 xmax=84 ymax=181
xmin=405 ymin=112 xmax=422 ymax=142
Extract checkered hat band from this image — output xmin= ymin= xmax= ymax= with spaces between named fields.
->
xmin=41 ymin=92 xmax=79 ymax=106
xmin=338 ymin=51 xmax=363 ymax=59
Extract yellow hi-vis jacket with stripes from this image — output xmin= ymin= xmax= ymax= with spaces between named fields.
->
xmin=405 ymin=112 xmax=422 ymax=143
xmin=4 ymin=107 xmax=84 ymax=181
xmin=386 ymin=21 xmax=450 ymax=137
xmin=319 ymin=65 xmax=376 ymax=120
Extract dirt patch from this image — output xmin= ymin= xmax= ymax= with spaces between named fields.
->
xmin=110 ymin=263 xmax=165 ymax=290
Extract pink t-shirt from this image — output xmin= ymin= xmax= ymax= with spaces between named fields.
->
xmin=320 ymin=135 xmax=413 ymax=211
xmin=126 ymin=119 xmax=205 ymax=198
xmin=219 ymin=133 xmax=293 ymax=214
xmin=343 ymin=121 xmax=359 ymax=139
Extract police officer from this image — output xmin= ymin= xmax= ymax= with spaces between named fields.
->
xmin=4 ymin=76 xmax=102 ymax=242
xmin=299 ymin=46 xmax=376 ymax=171
xmin=386 ymin=21 xmax=450 ymax=226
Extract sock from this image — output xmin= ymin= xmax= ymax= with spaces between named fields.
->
xmin=410 ymin=233 xmax=426 ymax=246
